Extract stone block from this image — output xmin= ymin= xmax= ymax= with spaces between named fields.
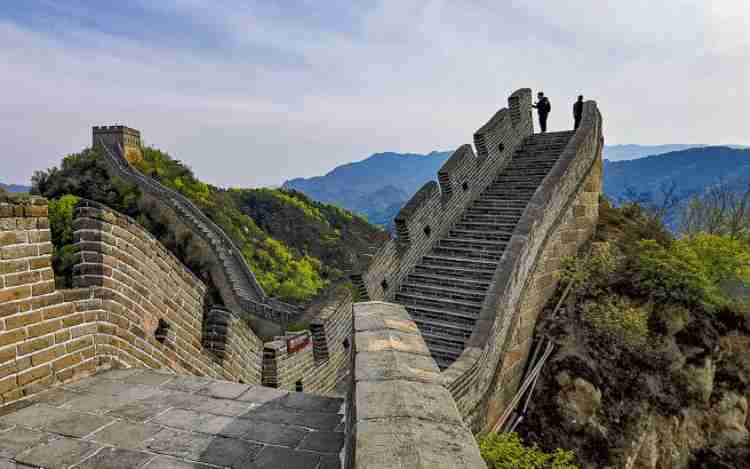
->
xmin=355 ymin=418 xmax=484 ymax=469
xmin=15 ymin=436 xmax=100 ymax=469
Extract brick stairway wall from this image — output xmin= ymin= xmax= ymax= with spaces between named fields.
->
xmin=361 ymin=88 xmax=533 ymax=302
xmin=0 ymin=198 xmax=265 ymax=406
xmin=442 ymin=100 xmax=604 ymax=431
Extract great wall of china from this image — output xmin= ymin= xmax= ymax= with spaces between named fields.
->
xmin=0 ymin=88 xmax=603 ymax=467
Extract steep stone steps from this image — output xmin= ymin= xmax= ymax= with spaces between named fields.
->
xmin=393 ymin=130 xmax=574 ymax=368
xmin=401 ymin=282 xmax=486 ymax=303
xmin=406 ymin=272 xmax=491 ymax=292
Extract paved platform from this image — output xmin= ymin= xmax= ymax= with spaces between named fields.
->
xmin=0 ymin=369 xmax=345 ymax=468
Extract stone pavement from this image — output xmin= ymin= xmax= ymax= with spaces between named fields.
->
xmin=0 ymin=369 xmax=345 ymax=468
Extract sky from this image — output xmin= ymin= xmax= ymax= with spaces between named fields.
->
xmin=2 ymin=1 xmax=750 ymax=188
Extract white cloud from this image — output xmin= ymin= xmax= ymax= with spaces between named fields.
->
xmin=2 ymin=1 xmax=750 ymax=187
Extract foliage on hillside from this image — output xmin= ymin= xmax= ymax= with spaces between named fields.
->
xmin=32 ymin=146 xmax=386 ymax=304
xmin=479 ymin=432 xmax=578 ymax=469
xmin=518 ymin=198 xmax=750 ymax=468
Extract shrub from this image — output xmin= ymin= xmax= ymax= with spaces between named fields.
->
xmin=559 ymin=242 xmax=619 ymax=296
xmin=633 ymin=234 xmax=750 ymax=311
xmin=582 ymin=296 xmax=650 ymax=344
xmin=478 ymin=432 xmax=578 ymax=469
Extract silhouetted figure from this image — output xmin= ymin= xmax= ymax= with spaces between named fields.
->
xmin=573 ymin=95 xmax=584 ymax=130
xmin=532 ymin=92 xmax=551 ymax=133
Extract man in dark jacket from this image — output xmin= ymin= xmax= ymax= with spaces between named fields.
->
xmin=532 ymin=92 xmax=551 ymax=133
xmin=573 ymin=95 xmax=584 ymax=130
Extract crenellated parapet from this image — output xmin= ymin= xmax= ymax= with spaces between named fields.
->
xmin=361 ymin=89 xmax=533 ymax=301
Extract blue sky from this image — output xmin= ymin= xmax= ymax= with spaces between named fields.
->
xmin=3 ymin=1 xmax=750 ymax=187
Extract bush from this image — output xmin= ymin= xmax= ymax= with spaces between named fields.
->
xmin=478 ymin=432 xmax=578 ymax=469
xmin=633 ymin=234 xmax=750 ymax=311
xmin=582 ymin=296 xmax=650 ymax=344
xmin=559 ymin=242 xmax=618 ymax=296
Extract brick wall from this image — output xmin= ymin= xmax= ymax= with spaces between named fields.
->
xmin=0 ymin=198 xmax=264 ymax=406
xmin=361 ymin=89 xmax=533 ymax=302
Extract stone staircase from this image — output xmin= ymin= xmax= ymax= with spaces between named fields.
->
xmin=97 ymin=140 xmax=302 ymax=324
xmin=395 ymin=131 xmax=574 ymax=369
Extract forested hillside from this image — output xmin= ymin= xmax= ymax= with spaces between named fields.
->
xmin=32 ymin=146 xmax=387 ymax=305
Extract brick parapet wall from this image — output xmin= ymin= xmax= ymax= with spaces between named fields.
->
xmin=345 ymin=301 xmax=485 ymax=468
xmin=442 ymin=100 xmax=604 ymax=431
xmin=0 ymin=197 xmax=266 ymax=406
xmin=361 ymin=89 xmax=533 ymax=301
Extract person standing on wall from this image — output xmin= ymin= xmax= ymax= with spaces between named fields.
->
xmin=532 ymin=92 xmax=551 ymax=133
xmin=573 ymin=95 xmax=584 ymax=130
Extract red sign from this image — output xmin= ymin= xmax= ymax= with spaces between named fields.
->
xmin=286 ymin=333 xmax=310 ymax=354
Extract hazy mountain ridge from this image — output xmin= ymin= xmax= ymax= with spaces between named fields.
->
xmin=284 ymin=145 xmax=750 ymax=229
xmin=0 ymin=183 xmax=31 ymax=193
xmin=283 ymin=151 xmax=452 ymax=227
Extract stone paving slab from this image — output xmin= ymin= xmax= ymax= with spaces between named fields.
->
xmin=0 ymin=368 xmax=346 ymax=468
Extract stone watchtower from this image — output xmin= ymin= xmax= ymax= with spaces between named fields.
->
xmin=92 ymin=125 xmax=143 ymax=164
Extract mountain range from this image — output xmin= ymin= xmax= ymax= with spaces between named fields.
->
xmin=0 ymin=183 xmax=31 ymax=193
xmin=284 ymin=145 xmax=750 ymax=229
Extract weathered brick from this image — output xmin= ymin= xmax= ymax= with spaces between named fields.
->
xmin=1 ymin=245 xmax=37 ymax=260
xmin=54 ymin=330 xmax=71 ymax=344
xmin=38 ymin=243 xmax=53 ymax=255
xmin=0 ymin=345 xmax=16 ymax=363
xmin=18 ymin=336 xmax=52 ymax=356
xmin=0 ymin=259 xmax=29 ymax=275
xmin=17 ymin=364 xmax=51 ymax=386
xmin=30 ymin=345 xmax=64 ymax=367
xmin=0 ymin=300 xmax=31 ymax=318
xmin=6 ymin=311 xmax=42 ymax=330
xmin=0 ymin=232 xmax=17 ymax=247
xmin=52 ymin=353 xmax=81 ymax=372
xmin=27 ymin=320 xmax=62 ymax=338
xmin=0 ymin=285 xmax=32 ymax=303
xmin=66 ymin=337 xmax=93 ymax=353
xmin=0 ymin=329 xmax=26 ymax=347
xmin=32 ymin=281 xmax=55 ymax=297
xmin=4 ymin=271 xmax=41 ymax=288
xmin=29 ymin=256 xmax=51 ymax=270
xmin=0 ymin=375 xmax=17 ymax=394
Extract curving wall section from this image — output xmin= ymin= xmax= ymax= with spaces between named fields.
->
xmin=97 ymin=138 xmax=301 ymax=328
xmin=360 ymin=89 xmax=533 ymax=301
xmin=443 ymin=100 xmax=604 ymax=430
xmin=0 ymin=198 xmax=266 ymax=405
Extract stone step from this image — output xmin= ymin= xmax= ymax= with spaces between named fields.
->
xmin=421 ymin=331 xmax=468 ymax=351
xmin=401 ymin=282 xmax=485 ymax=303
xmin=414 ymin=316 xmax=475 ymax=336
xmin=456 ymin=218 xmax=518 ymax=230
xmin=432 ymin=245 xmax=503 ymax=261
xmin=440 ymin=237 xmax=507 ymax=248
xmin=404 ymin=303 xmax=479 ymax=326
xmin=448 ymin=229 xmax=511 ymax=243
xmin=413 ymin=263 xmax=496 ymax=282
xmin=422 ymin=254 xmax=498 ymax=271
xmin=396 ymin=292 xmax=482 ymax=315
xmin=463 ymin=211 xmax=520 ymax=223
xmin=406 ymin=272 xmax=491 ymax=292
xmin=423 ymin=340 xmax=463 ymax=365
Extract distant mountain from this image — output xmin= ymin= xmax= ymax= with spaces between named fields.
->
xmin=285 ymin=145 xmax=750 ymax=230
xmin=0 ymin=183 xmax=31 ymax=193
xmin=283 ymin=151 xmax=452 ymax=227
xmin=603 ymin=144 xmax=749 ymax=161
xmin=603 ymin=146 xmax=750 ymax=202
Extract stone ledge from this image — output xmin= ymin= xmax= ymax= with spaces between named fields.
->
xmin=350 ymin=302 xmax=484 ymax=468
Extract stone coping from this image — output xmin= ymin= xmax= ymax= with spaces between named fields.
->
xmin=350 ymin=302 xmax=485 ymax=469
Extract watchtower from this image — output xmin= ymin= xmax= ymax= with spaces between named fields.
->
xmin=92 ymin=125 xmax=143 ymax=164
